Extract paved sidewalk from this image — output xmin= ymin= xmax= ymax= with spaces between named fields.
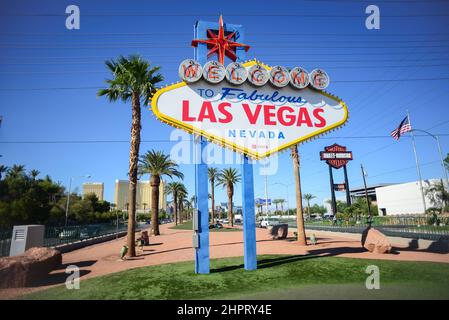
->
xmin=1 ymin=222 xmax=448 ymax=299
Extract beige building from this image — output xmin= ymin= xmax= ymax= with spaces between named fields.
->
xmin=114 ymin=179 xmax=167 ymax=212
xmin=82 ymin=182 xmax=104 ymax=201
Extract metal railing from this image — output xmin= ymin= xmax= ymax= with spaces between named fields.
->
xmin=43 ymin=222 xmax=129 ymax=247
xmin=0 ymin=221 xmax=137 ymax=257
xmin=0 ymin=229 xmax=12 ymax=257
xmin=292 ymin=215 xmax=449 ymax=241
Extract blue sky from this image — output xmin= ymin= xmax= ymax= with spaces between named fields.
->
xmin=1 ymin=0 xmax=449 ymax=209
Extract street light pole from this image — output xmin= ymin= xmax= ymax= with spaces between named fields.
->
xmin=273 ymin=182 xmax=290 ymax=215
xmin=411 ymin=129 xmax=449 ymax=192
xmin=65 ymin=177 xmax=73 ymax=227
xmin=361 ymin=164 xmax=372 ymax=226
xmin=65 ymin=175 xmax=91 ymax=226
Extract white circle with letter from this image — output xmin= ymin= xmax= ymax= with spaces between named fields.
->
xmin=247 ymin=64 xmax=269 ymax=86
xmin=178 ymin=59 xmax=203 ymax=83
xmin=289 ymin=67 xmax=309 ymax=89
xmin=226 ymin=62 xmax=248 ymax=85
xmin=310 ymin=69 xmax=330 ymax=90
xmin=269 ymin=65 xmax=290 ymax=88
xmin=203 ymin=61 xmax=226 ymax=84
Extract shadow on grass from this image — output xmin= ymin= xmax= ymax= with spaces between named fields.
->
xmin=211 ymin=246 xmax=367 ymax=273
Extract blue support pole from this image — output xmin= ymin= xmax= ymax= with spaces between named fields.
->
xmin=195 ymin=137 xmax=210 ymax=274
xmin=242 ymin=155 xmax=257 ymax=270
xmin=193 ymin=21 xmax=210 ymax=274
xmin=193 ymin=18 xmax=255 ymax=272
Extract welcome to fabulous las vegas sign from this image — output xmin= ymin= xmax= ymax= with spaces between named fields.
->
xmin=150 ymin=17 xmax=348 ymax=160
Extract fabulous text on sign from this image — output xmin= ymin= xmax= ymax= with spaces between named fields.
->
xmin=151 ymin=60 xmax=348 ymax=159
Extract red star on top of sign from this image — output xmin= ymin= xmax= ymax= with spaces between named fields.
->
xmin=191 ymin=15 xmax=250 ymax=65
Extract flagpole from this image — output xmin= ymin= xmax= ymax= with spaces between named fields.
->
xmin=407 ymin=110 xmax=427 ymax=213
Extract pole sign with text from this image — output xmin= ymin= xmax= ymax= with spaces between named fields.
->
xmin=151 ymin=60 xmax=348 ymax=159
xmin=320 ymin=144 xmax=353 ymax=169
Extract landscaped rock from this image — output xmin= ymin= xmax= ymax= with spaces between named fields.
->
xmin=269 ymin=224 xmax=288 ymax=240
xmin=0 ymin=247 xmax=62 ymax=288
xmin=361 ymin=227 xmax=392 ymax=254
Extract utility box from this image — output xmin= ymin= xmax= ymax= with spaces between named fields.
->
xmin=9 ymin=225 xmax=45 ymax=257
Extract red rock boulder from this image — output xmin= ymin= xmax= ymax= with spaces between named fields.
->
xmin=0 ymin=247 xmax=62 ymax=288
xmin=269 ymin=224 xmax=289 ymax=240
xmin=361 ymin=227 xmax=392 ymax=254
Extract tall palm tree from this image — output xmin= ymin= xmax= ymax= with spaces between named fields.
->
xmin=177 ymin=185 xmax=188 ymax=223
xmin=0 ymin=165 xmax=8 ymax=180
xmin=217 ymin=168 xmax=241 ymax=227
xmin=279 ymin=199 xmax=285 ymax=214
xmin=165 ymin=181 xmax=185 ymax=225
xmin=7 ymin=164 xmax=26 ymax=178
xmin=303 ymin=193 xmax=316 ymax=218
xmin=208 ymin=167 xmax=219 ymax=223
xmin=291 ymin=145 xmax=307 ymax=245
xmin=30 ymin=169 xmax=40 ymax=181
xmin=98 ymin=55 xmax=163 ymax=257
xmin=138 ymin=150 xmax=183 ymax=235
xmin=273 ymin=199 xmax=283 ymax=213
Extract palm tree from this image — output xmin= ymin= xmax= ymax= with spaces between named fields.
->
xmin=273 ymin=199 xmax=283 ymax=213
xmin=217 ymin=168 xmax=241 ymax=227
xmin=165 ymin=182 xmax=185 ymax=225
xmin=208 ymin=167 xmax=219 ymax=223
xmin=7 ymin=164 xmax=26 ymax=178
xmin=177 ymin=185 xmax=188 ymax=223
xmin=30 ymin=169 xmax=40 ymax=181
xmin=138 ymin=150 xmax=183 ymax=235
xmin=291 ymin=145 xmax=307 ymax=245
xmin=303 ymin=193 xmax=316 ymax=218
xmin=279 ymin=199 xmax=286 ymax=214
xmin=98 ymin=55 xmax=163 ymax=257
xmin=0 ymin=165 xmax=7 ymax=180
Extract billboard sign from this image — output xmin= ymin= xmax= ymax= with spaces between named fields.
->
xmin=151 ymin=60 xmax=348 ymax=159
xmin=320 ymin=144 xmax=353 ymax=169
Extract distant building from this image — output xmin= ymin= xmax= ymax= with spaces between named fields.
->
xmin=376 ymin=179 xmax=439 ymax=215
xmin=114 ymin=179 xmax=167 ymax=213
xmin=349 ymin=183 xmax=395 ymax=205
xmin=82 ymin=182 xmax=104 ymax=201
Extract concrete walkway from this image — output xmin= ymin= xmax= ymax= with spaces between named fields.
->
xmin=1 ymin=222 xmax=448 ymax=299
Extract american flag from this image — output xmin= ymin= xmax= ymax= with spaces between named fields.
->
xmin=390 ymin=116 xmax=412 ymax=140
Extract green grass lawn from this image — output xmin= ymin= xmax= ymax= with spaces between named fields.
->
xmin=24 ymin=255 xmax=449 ymax=300
xmin=169 ymin=220 xmax=241 ymax=232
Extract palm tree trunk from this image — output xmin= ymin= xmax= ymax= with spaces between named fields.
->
xmin=307 ymin=200 xmax=311 ymax=218
xmin=292 ymin=145 xmax=307 ymax=245
xmin=174 ymin=193 xmax=178 ymax=226
xmin=228 ymin=185 xmax=233 ymax=227
xmin=150 ymin=175 xmax=160 ymax=235
xmin=126 ymin=92 xmax=141 ymax=257
xmin=211 ymin=179 xmax=215 ymax=223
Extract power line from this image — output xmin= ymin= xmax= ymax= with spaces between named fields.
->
xmin=1 ymin=134 xmax=448 ymax=144
xmin=2 ymin=63 xmax=449 ymax=75
xmin=3 ymin=32 xmax=449 ymax=37
xmin=4 ymin=57 xmax=449 ymax=66
xmin=3 ymin=44 xmax=449 ymax=49
xmin=1 ymin=76 xmax=448 ymax=91
xmin=2 ymin=12 xmax=449 ymax=17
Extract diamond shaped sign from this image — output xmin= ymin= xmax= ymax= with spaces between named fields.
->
xmin=150 ymin=60 xmax=348 ymax=159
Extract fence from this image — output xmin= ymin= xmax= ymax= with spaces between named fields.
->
xmin=295 ymin=215 xmax=449 ymax=241
xmin=0 ymin=229 xmax=12 ymax=257
xmin=0 ymin=221 xmax=134 ymax=257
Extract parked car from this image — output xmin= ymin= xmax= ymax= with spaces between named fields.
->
xmin=258 ymin=217 xmax=279 ymax=228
